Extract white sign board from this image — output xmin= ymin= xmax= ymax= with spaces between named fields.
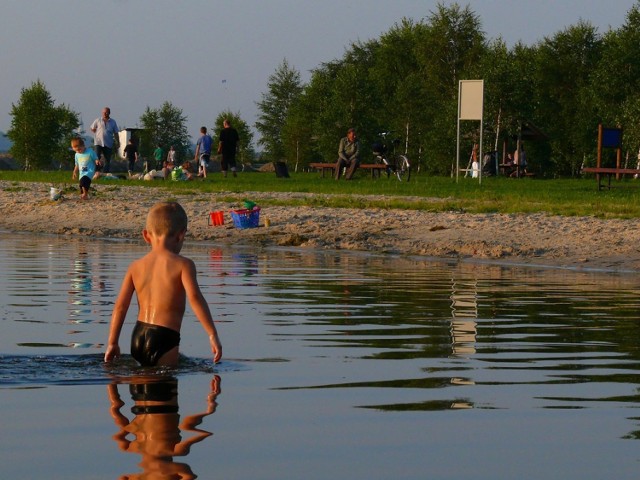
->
xmin=459 ymin=80 xmax=484 ymax=120
xmin=456 ymin=80 xmax=485 ymax=183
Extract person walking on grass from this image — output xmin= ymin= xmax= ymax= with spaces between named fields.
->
xmin=123 ymin=138 xmax=139 ymax=176
xmin=194 ymin=127 xmax=213 ymax=179
xmin=218 ymin=119 xmax=240 ymax=178
xmin=90 ymin=107 xmax=119 ymax=173
xmin=153 ymin=144 xmax=165 ymax=171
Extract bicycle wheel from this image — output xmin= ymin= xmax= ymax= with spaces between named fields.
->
xmin=395 ymin=155 xmax=411 ymax=181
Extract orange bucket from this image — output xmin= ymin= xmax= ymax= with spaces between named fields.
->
xmin=208 ymin=211 xmax=224 ymax=226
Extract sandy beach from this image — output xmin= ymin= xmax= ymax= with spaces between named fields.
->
xmin=3 ymin=180 xmax=640 ymax=272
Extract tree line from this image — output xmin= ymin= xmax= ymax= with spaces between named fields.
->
xmin=7 ymin=2 xmax=640 ymax=176
xmin=260 ymin=1 xmax=640 ymax=177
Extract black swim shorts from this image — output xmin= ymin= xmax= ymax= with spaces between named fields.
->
xmin=130 ymin=321 xmax=181 ymax=367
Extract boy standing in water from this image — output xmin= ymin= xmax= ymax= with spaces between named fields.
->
xmin=71 ymin=137 xmax=99 ymax=200
xmin=104 ymin=202 xmax=222 ymax=366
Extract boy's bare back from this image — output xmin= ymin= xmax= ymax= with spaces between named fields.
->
xmin=128 ymin=248 xmax=194 ymax=331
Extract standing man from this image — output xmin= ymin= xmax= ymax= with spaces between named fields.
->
xmin=217 ymin=119 xmax=240 ymax=178
xmin=90 ymin=107 xmax=119 ymax=173
xmin=334 ymin=127 xmax=360 ymax=180
xmin=194 ymin=126 xmax=213 ymax=179
xmin=153 ymin=144 xmax=164 ymax=171
xmin=123 ymin=138 xmax=139 ymax=176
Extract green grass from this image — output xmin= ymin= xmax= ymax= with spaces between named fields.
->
xmin=2 ymin=169 xmax=639 ymax=218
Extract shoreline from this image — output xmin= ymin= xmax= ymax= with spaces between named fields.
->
xmin=3 ymin=180 xmax=640 ymax=273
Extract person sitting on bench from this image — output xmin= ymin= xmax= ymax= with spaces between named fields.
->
xmin=334 ymin=128 xmax=360 ymax=180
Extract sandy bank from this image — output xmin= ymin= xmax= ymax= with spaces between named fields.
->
xmin=2 ymin=180 xmax=640 ymax=272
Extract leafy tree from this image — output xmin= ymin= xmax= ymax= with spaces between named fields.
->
xmin=293 ymin=67 xmax=365 ymax=164
xmin=480 ymin=40 xmax=541 ymax=169
xmin=621 ymin=96 xmax=640 ymax=164
xmin=53 ymin=106 xmax=83 ymax=169
xmin=263 ymin=1 xmax=640 ymax=177
xmin=291 ymin=3 xmax=488 ymax=173
xmin=281 ymin=98 xmax=317 ymax=170
xmin=255 ymin=59 xmax=304 ymax=162
xmin=138 ymin=101 xmax=190 ymax=162
xmin=369 ymin=20 xmax=429 ymax=169
xmin=213 ymin=110 xmax=256 ymax=166
xmin=479 ymin=39 xmax=513 ymax=150
xmin=334 ymin=41 xmax=382 ymax=157
xmin=289 ymin=62 xmax=340 ymax=164
xmin=416 ymin=2 xmax=487 ymax=174
xmin=590 ymin=2 xmax=640 ymax=160
xmin=534 ymin=22 xmax=602 ymax=175
xmin=498 ymin=42 xmax=539 ymax=136
xmin=420 ymin=3 xmax=485 ymax=91
xmin=7 ymin=80 xmax=79 ymax=169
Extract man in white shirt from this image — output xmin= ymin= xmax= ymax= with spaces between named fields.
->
xmin=90 ymin=107 xmax=119 ymax=173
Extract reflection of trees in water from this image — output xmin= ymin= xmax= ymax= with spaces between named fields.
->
xmin=259 ymin=253 xmax=640 ymax=417
xmin=269 ymin=255 xmax=640 ymax=360
xmin=107 ymin=375 xmax=221 ymax=479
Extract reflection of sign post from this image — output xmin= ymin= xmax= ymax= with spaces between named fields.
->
xmin=457 ymin=80 xmax=484 ymax=183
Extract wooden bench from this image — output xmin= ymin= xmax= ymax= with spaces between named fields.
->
xmin=582 ymin=167 xmax=640 ymax=190
xmin=498 ymin=164 xmax=535 ymax=178
xmin=309 ymin=162 xmax=388 ymax=178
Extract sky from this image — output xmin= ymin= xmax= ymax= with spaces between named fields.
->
xmin=0 ymin=0 xmax=635 ymax=144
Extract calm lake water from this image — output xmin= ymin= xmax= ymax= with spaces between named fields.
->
xmin=1 ymin=230 xmax=640 ymax=479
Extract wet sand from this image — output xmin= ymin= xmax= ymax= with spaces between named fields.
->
xmin=3 ymin=180 xmax=640 ymax=272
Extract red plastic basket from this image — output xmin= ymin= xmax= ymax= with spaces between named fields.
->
xmin=208 ymin=211 xmax=225 ymax=226
xmin=230 ymin=207 xmax=260 ymax=229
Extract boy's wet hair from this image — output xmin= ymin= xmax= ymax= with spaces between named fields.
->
xmin=146 ymin=202 xmax=188 ymax=236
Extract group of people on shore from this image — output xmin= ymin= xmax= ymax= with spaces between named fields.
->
xmin=73 ymin=114 xmax=366 ymax=196
xmin=71 ymin=107 xmax=240 ymax=199
xmin=193 ymin=120 xmax=240 ymax=179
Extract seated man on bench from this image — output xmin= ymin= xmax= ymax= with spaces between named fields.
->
xmin=334 ymin=128 xmax=360 ymax=180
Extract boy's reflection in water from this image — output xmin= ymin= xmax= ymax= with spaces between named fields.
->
xmin=107 ymin=375 xmax=221 ymax=479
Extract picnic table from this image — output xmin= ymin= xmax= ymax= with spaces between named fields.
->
xmin=582 ymin=167 xmax=640 ymax=190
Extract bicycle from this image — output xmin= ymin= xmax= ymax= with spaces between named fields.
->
xmin=372 ymin=131 xmax=411 ymax=181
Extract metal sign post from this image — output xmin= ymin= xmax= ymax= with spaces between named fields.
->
xmin=456 ymin=80 xmax=484 ymax=183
